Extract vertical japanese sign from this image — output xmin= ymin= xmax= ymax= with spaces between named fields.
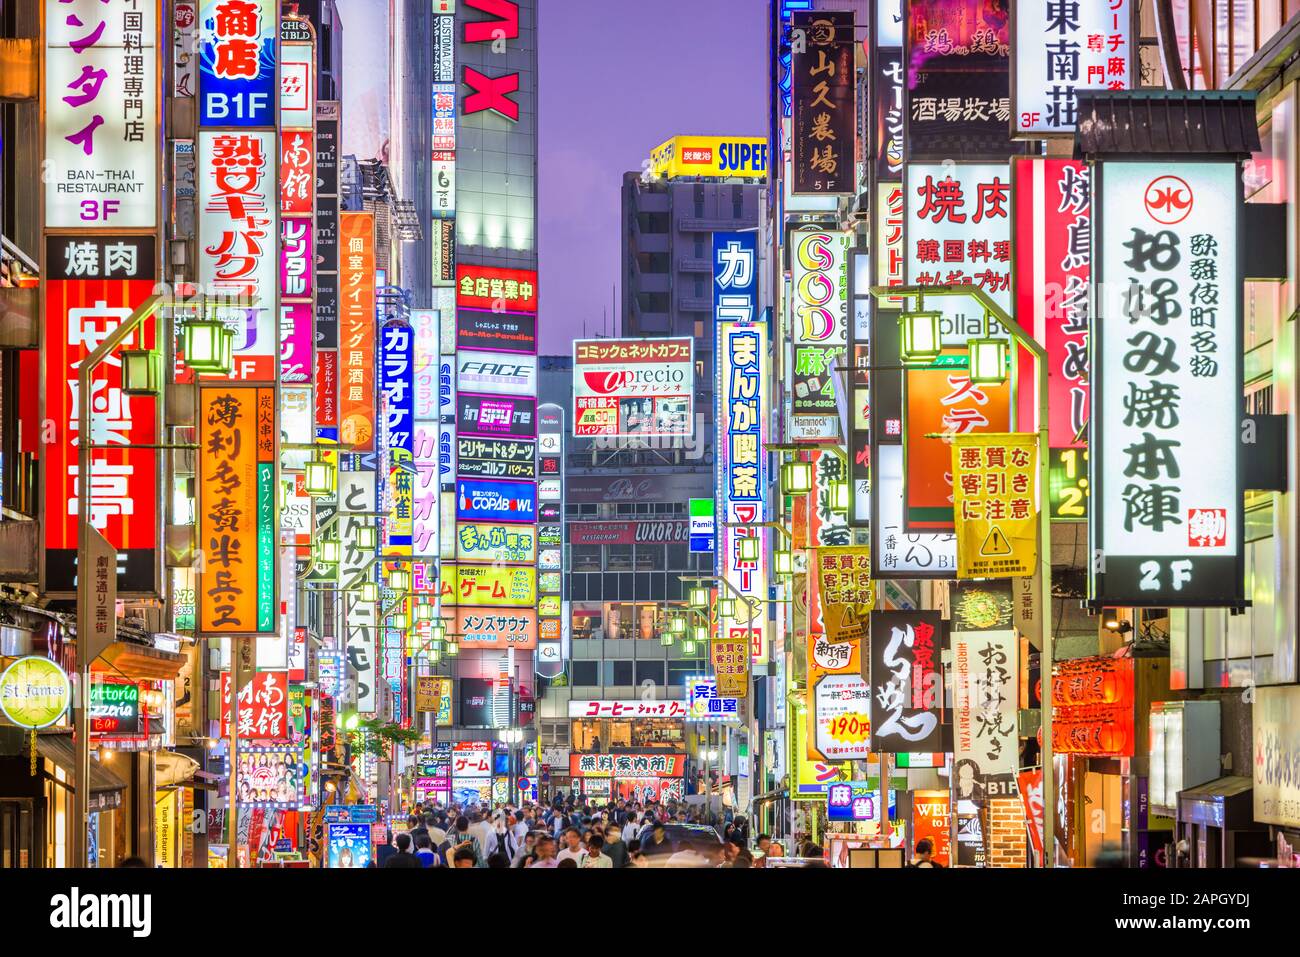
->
xmin=951 ymin=433 xmax=1038 ymax=579
xmin=1013 ymin=157 xmax=1090 ymax=449
xmin=536 ymin=404 xmax=566 ymax=678
xmin=412 ymin=309 xmax=441 ymax=559
xmin=198 ymin=385 xmax=277 ymax=633
xmin=717 ymin=323 xmax=768 ymax=665
xmin=904 ymin=352 xmax=1012 ymax=531
xmin=1012 ymin=0 xmax=1134 ymax=136
xmin=339 ymin=212 xmax=376 ymax=451
xmin=41 ymin=235 xmax=159 ymax=596
xmin=790 ymin=9 xmax=854 ymax=194
xmin=220 ymin=669 xmax=288 ymax=738
xmin=871 ymin=36 xmax=904 ymax=183
xmin=1092 ymin=161 xmax=1242 ymax=607
xmin=315 ymin=100 xmax=340 ymax=426
xmin=952 ymin=627 xmax=1018 ymax=794
xmin=868 ymin=610 xmax=945 ymax=753
xmin=279 ymin=16 xmax=315 ymax=387
xmin=816 ymin=546 xmax=874 ymax=644
xmin=906 ymin=0 xmax=1027 ymax=160
xmin=712 ymin=231 xmax=757 ymax=324
xmin=198 ymin=0 xmax=276 ymax=127
xmin=340 ymin=471 xmax=378 ymax=713
xmin=43 ymin=0 xmax=159 ymax=229
xmin=380 ymin=321 xmax=415 ymax=553
xmin=790 ymin=229 xmax=849 ymax=426
xmin=806 ymin=634 xmax=871 ymax=763
xmin=711 ymin=633 xmax=749 ymax=699
xmin=196 ymin=128 xmax=277 ymax=380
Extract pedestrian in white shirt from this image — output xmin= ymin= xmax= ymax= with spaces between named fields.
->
xmin=622 ymin=814 xmax=641 ymax=844
xmin=581 ymin=834 xmax=613 ymax=868
xmin=555 ymin=827 xmax=588 ymax=866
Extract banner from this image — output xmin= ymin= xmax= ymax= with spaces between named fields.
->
xmin=569 ymin=754 xmax=686 ymax=778
xmin=415 ymin=676 xmax=454 ymax=726
xmin=868 ymin=610 xmax=945 ymax=753
xmin=45 ymin=0 xmax=159 ymax=228
xmin=806 ymin=634 xmax=870 ymax=763
xmin=198 ymin=386 xmax=277 ymax=633
xmin=817 ymin=546 xmax=875 ymax=644
xmin=455 ymin=522 xmax=537 ymax=563
xmin=443 ymin=564 xmax=536 ymax=607
xmin=338 ymin=212 xmax=376 ymax=449
xmin=789 ymin=229 xmax=849 ymax=419
xmin=41 ymin=235 xmax=159 ymax=596
xmin=952 ymin=433 xmax=1038 ymax=578
xmin=711 ymin=634 xmax=749 ymax=699
xmin=572 ymin=338 xmax=694 ymax=438
xmin=952 ymin=628 xmax=1018 ymax=799
xmin=452 ymin=608 xmax=538 ymax=650
xmin=648 ymin=135 xmax=768 ymax=180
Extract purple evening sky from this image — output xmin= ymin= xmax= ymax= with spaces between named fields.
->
xmin=536 ymin=0 xmax=768 ymax=355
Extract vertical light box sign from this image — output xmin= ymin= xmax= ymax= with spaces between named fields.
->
xmin=198 ymin=0 xmax=276 ymax=127
xmin=198 ymin=385 xmax=277 ymax=633
xmin=381 ymin=320 xmax=415 ymax=554
xmin=718 ymin=323 xmax=769 ymax=666
xmin=44 ymin=0 xmax=159 ymax=228
xmin=1012 ymin=0 xmax=1134 ymax=137
xmin=1092 ymin=161 xmax=1243 ymax=607
xmin=411 ymin=309 xmax=441 ymax=559
xmin=340 ymin=471 xmax=378 ymax=714
xmin=279 ymin=16 xmax=316 ymax=388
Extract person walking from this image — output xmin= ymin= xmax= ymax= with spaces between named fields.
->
xmin=439 ymin=815 xmax=481 ymax=868
xmin=528 ymin=835 xmax=560 ymax=868
xmin=908 ymin=838 xmax=945 ymax=868
xmin=602 ymin=825 xmax=630 ymax=868
xmin=581 ymin=833 xmax=613 ymax=868
xmin=555 ymin=827 xmax=588 ymax=866
xmin=383 ymin=833 xmax=423 ymax=868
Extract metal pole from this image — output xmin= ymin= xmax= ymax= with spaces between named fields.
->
xmin=1037 ymin=351 xmax=1056 ymax=868
xmin=74 ymin=294 xmax=162 ymax=868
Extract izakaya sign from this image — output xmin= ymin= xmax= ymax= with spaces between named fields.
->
xmin=1012 ymin=0 xmax=1134 ymax=135
xmin=41 ymin=234 xmax=159 ymax=596
xmin=869 ymin=611 xmax=945 ymax=753
xmin=1013 ymin=158 xmax=1091 ymax=449
xmin=572 ymin=338 xmax=694 ymax=438
xmin=44 ymin=0 xmax=159 ymax=228
xmin=790 ymin=230 xmax=849 ymax=419
xmin=717 ymin=323 xmax=768 ymax=664
xmin=1092 ymin=161 xmax=1243 ymax=607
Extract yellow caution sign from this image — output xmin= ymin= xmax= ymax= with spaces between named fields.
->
xmin=952 ymin=434 xmax=1038 ymax=579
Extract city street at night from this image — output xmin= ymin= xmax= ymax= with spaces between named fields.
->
xmin=0 ymin=0 xmax=1296 ymax=936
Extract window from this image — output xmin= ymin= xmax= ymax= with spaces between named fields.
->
xmin=541 ymin=720 xmax=569 ymax=746
xmin=635 ymin=661 xmax=665 ymax=686
xmin=607 ymin=544 xmax=633 ymax=571
xmin=633 ymin=544 xmax=662 ymax=570
xmin=571 ymin=660 xmax=599 ymax=686
xmin=605 ymin=661 xmax=635 ymax=685
xmin=668 ymin=661 xmax=707 ymax=686
xmin=571 ymin=545 xmax=602 ymax=572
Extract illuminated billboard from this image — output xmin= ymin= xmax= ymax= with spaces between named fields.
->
xmin=572 ymin=338 xmax=694 ymax=438
xmin=648 ymin=135 xmax=768 ymax=181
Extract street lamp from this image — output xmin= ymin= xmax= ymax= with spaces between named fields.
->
xmin=773 ymin=549 xmax=793 ymax=576
xmin=738 ymin=536 xmax=760 ymax=562
xmin=780 ymin=460 xmax=812 ymax=495
xmin=689 ymin=586 xmax=710 ymax=608
xmin=968 ymin=335 xmax=1009 ymax=385
xmin=670 ymin=615 xmax=686 ymax=635
xmin=121 ymin=349 xmax=163 ymax=395
xmin=717 ymin=597 xmax=736 ymax=619
xmin=356 ymin=581 xmax=379 ymax=604
xmin=898 ymin=308 xmax=943 ymax=364
xmin=414 ymin=600 xmax=434 ymax=623
xmin=388 ymin=567 xmax=411 ymax=593
xmin=313 ymin=538 xmax=341 ymax=567
xmin=829 ymin=480 xmax=849 ymax=512
xmin=181 ymin=317 xmax=235 ymax=374
xmin=353 ymin=524 xmax=378 ymax=551
xmin=304 ymin=454 xmax=336 ymax=498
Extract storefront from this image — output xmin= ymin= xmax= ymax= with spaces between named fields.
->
xmin=568 ymin=753 xmax=687 ymax=804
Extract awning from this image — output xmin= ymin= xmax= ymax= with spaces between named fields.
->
xmin=97 ymin=641 xmax=185 ymax=681
xmin=35 ymin=733 xmax=127 ymax=813
xmin=1074 ymin=90 xmax=1261 ymax=160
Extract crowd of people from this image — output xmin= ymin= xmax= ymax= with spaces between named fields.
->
xmin=374 ymin=793 xmax=775 ymax=869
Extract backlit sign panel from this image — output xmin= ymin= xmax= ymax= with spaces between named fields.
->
xmin=572 ymin=338 xmax=694 ymax=438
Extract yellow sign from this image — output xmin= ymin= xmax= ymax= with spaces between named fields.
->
xmin=790 ymin=701 xmax=850 ymax=802
xmin=415 ymin=676 xmax=454 ymax=725
xmin=0 ymin=656 xmax=71 ymax=729
xmin=442 ymin=564 xmax=536 ymax=607
xmin=155 ymin=788 xmax=178 ymax=868
xmin=816 ymin=546 xmax=875 ymax=644
xmin=648 ymin=135 xmax=769 ymax=180
xmin=952 ymin=433 xmax=1039 ymax=579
